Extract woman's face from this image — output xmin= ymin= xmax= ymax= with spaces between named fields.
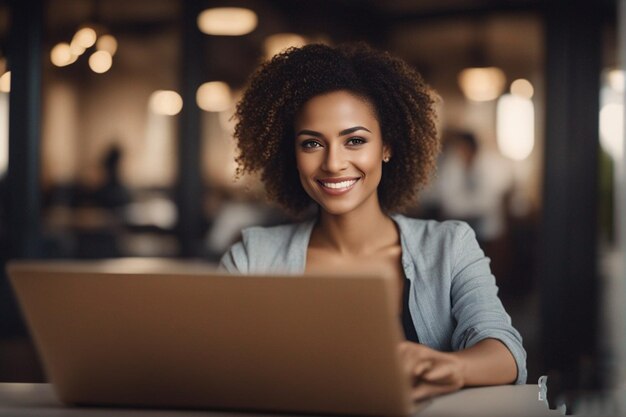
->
xmin=294 ymin=90 xmax=389 ymax=216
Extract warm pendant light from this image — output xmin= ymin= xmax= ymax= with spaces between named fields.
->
xmin=196 ymin=81 xmax=232 ymax=112
xmin=457 ymin=22 xmax=506 ymax=102
xmin=50 ymin=15 xmax=119 ymax=72
xmin=0 ymin=71 xmax=10 ymax=93
xmin=458 ymin=66 xmax=506 ymax=102
xmin=263 ymin=33 xmax=307 ymax=59
xmin=197 ymin=8 xmax=257 ymax=36
xmin=149 ymin=90 xmax=183 ymax=116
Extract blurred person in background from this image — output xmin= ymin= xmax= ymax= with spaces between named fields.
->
xmin=437 ymin=131 xmax=513 ymax=243
xmin=93 ymin=145 xmax=131 ymax=210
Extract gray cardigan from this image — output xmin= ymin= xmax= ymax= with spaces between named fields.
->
xmin=219 ymin=214 xmax=527 ymax=384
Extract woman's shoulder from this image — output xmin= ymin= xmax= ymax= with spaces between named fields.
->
xmin=240 ymin=219 xmax=313 ymax=245
xmin=391 ymin=214 xmax=478 ymax=266
xmin=391 ymin=213 xmax=473 ymax=242
xmin=220 ymin=218 xmax=315 ymax=274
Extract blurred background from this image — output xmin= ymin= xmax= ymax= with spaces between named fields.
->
xmin=0 ymin=0 xmax=624 ymax=411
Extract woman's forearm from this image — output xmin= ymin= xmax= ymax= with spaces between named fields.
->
xmin=451 ymin=338 xmax=518 ymax=386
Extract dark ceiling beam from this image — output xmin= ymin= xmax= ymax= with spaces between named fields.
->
xmin=382 ymin=0 xmax=614 ymax=25
xmin=265 ymin=0 xmax=392 ymax=45
xmin=383 ymin=1 xmax=542 ymax=23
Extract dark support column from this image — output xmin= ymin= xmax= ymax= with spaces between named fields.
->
xmin=6 ymin=0 xmax=43 ymax=259
xmin=540 ymin=0 xmax=602 ymax=402
xmin=177 ymin=0 xmax=204 ymax=257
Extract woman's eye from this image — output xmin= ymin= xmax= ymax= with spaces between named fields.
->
xmin=346 ymin=137 xmax=366 ymax=146
xmin=301 ymin=140 xmax=322 ymax=149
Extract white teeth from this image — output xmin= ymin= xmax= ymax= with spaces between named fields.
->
xmin=320 ymin=179 xmax=358 ymax=189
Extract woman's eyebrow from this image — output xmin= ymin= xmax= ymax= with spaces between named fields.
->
xmin=338 ymin=126 xmax=371 ymax=136
xmin=296 ymin=126 xmax=372 ymax=138
xmin=296 ymin=129 xmax=322 ymax=138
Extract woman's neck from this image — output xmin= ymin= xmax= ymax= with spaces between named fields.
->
xmin=313 ymin=201 xmax=398 ymax=256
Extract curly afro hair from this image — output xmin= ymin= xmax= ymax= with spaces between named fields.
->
xmin=233 ymin=42 xmax=439 ymax=215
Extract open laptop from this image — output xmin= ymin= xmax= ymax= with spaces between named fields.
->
xmin=7 ymin=259 xmax=424 ymax=416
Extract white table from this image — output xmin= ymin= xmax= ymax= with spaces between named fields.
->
xmin=0 ymin=383 xmax=563 ymax=417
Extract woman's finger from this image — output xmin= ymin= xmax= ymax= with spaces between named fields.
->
xmin=412 ymin=360 xmax=434 ymax=379
xmin=398 ymin=343 xmax=428 ymax=374
xmin=399 ymin=342 xmax=426 ymax=358
xmin=421 ymin=363 xmax=452 ymax=382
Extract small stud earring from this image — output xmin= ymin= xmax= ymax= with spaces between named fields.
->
xmin=383 ymin=156 xmax=390 ymax=163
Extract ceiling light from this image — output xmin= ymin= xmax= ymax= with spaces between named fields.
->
xmin=149 ymin=90 xmax=183 ymax=116
xmin=458 ymin=67 xmax=506 ymax=102
xmin=51 ymin=43 xmax=75 ymax=67
xmin=97 ymin=35 xmax=118 ymax=56
xmin=88 ymin=50 xmax=112 ymax=73
xmin=197 ymin=7 xmax=257 ymax=36
xmin=497 ymin=94 xmax=535 ymax=160
xmin=0 ymin=71 xmax=10 ymax=93
xmin=607 ymin=69 xmax=624 ymax=93
xmin=600 ymin=103 xmax=624 ymax=160
xmin=73 ymin=27 xmax=97 ymax=49
xmin=264 ymin=33 xmax=307 ymax=59
xmin=510 ymin=79 xmax=534 ymax=99
xmin=69 ymin=39 xmax=86 ymax=56
xmin=196 ymin=81 xmax=232 ymax=112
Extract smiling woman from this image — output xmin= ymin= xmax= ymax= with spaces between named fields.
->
xmin=220 ymin=43 xmax=526 ymax=401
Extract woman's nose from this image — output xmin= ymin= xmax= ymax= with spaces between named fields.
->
xmin=322 ymin=145 xmax=348 ymax=173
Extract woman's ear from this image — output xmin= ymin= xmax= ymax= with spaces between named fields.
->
xmin=383 ymin=144 xmax=392 ymax=162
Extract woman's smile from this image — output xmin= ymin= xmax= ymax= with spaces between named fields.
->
xmin=316 ymin=177 xmax=360 ymax=194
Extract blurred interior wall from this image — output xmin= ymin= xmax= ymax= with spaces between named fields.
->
xmin=42 ymin=82 xmax=78 ymax=186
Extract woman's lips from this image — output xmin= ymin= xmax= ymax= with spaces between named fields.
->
xmin=316 ymin=178 xmax=360 ymax=195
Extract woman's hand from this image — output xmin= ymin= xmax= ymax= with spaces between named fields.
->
xmin=398 ymin=341 xmax=466 ymax=401
xmin=399 ymin=339 xmax=518 ymax=401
